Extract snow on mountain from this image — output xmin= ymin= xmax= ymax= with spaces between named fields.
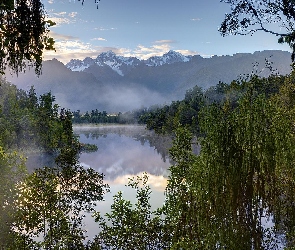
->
xmin=66 ymin=59 xmax=87 ymax=72
xmin=66 ymin=57 xmax=97 ymax=72
xmin=65 ymin=50 xmax=191 ymax=75
xmin=145 ymin=50 xmax=190 ymax=66
xmin=94 ymin=51 xmax=141 ymax=76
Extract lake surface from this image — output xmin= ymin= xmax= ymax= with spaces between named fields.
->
xmin=73 ymin=124 xmax=172 ymax=239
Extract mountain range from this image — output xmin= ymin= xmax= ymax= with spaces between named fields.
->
xmin=66 ymin=50 xmax=191 ymax=75
xmin=5 ymin=50 xmax=293 ymax=112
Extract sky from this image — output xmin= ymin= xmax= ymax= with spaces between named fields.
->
xmin=42 ymin=0 xmax=291 ymax=64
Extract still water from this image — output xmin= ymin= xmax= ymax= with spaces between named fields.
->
xmin=73 ymin=124 xmax=172 ymax=239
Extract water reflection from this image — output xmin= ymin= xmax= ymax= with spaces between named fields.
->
xmin=74 ymin=124 xmax=172 ymax=180
xmin=74 ymin=125 xmax=171 ymax=240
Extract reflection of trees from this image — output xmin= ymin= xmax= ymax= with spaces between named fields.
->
xmin=133 ymin=133 xmax=172 ymax=163
xmin=74 ymin=125 xmax=173 ymax=163
xmin=74 ymin=125 xmax=172 ymax=180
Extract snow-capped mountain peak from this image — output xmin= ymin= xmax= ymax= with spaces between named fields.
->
xmin=96 ymin=51 xmax=116 ymax=61
xmin=164 ymin=50 xmax=190 ymax=62
xmin=66 ymin=56 xmax=97 ymax=72
xmin=66 ymin=59 xmax=86 ymax=72
xmin=145 ymin=50 xmax=190 ymax=66
xmin=65 ymin=50 xmax=192 ymax=75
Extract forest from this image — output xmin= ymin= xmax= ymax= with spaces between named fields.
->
xmin=71 ymin=109 xmax=146 ymax=125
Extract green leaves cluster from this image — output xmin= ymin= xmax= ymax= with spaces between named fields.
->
xmin=162 ymin=71 xmax=295 ymax=248
xmin=13 ymin=164 xmax=108 ymax=249
xmin=72 ymin=108 xmax=149 ymax=125
xmin=0 ymin=79 xmax=77 ymax=153
xmin=0 ymin=0 xmax=55 ymax=75
xmin=0 ymin=147 xmax=26 ymax=249
xmin=0 ymin=79 xmax=109 ymax=249
xmin=141 ymin=75 xmax=284 ymax=135
xmin=91 ymin=173 xmax=168 ymax=250
xmin=140 ymin=86 xmax=205 ymax=134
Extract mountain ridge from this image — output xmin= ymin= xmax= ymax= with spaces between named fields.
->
xmin=5 ymin=50 xmax=293 ymax=112
xmin=66 ymin=50 xmax=191 ymax=76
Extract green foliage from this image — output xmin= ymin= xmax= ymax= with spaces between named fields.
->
xmin=13 ymin=163 xmax=109 ymax=249
xmin=72 ymin=108 xmax=148 ymax=125
xmin=0 ymin=79 xmax=111 ymax=248
xmin=0 ymin=79 xmax=79 ymax=154
xmin=0 ymin=147 xmax=26 ymax=249
xmin=139 ymin=94 xmax=203 ymax=135
xmin=141 ymin=74 xmax=286 ymax=136
xmin=0 ymin=0 xmax=55 ymax=75
xmin=93 ymin=173 xmax=168 ymax=250
xmin=79 ymin=143 xmax=98 ymax=153
xmin=161 ymin=72 xmax=295 ymax=248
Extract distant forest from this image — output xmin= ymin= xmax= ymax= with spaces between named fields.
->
xmin=140 ymin=74 xmax=285 ymax=135
xmin=71 ymin=109 xmax=145 ymax=124
xmin=74 ymin=72 xmax=285 ymax=137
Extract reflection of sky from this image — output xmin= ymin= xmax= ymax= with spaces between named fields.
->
xmin=77 ymin=129 xmax=170 ymax=180
xmin=75 ymin=125 xmax=170 ymax=241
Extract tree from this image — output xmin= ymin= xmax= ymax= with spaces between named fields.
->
xmin=0 ymin=147 xmax=26 ymax=249
xmin=13 ymin=164 xmax=109 ymax=249
xmin=219 ymin=0 xmax=295 ymax=60
xmin=93 ymin=173 xmax=168 ymax=250
xmin=0 ymin=0 xmax=55 ymax=75
xmin=161 ymin=73 xmax=295 ymax=248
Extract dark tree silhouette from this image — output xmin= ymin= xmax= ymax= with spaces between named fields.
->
xmin=220 ymin=0 xmax=295 ymax=60
xmin=0 ymin=0 xmax=55 ymax=75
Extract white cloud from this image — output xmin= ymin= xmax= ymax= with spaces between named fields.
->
xmin=154 ymin=40 xmax=176 ymax=44
xmin=91 ymin=37 xmax=107 ymax=41
xmin=50 ymin=31 xmax=79 ymax=41
xmin=43 ymin=38 xmax=127 ymax=63
xmin=47 ymin=11 xmax=78 ymax=27
xmin=94 ymin=27 xmax=117 ymax=31
xmin=118 ymin=40 xmax=199 ymax=59
xmin=48 ymin=17 xmax=72 ymax=26
xmin=54 ymin=12 xmax=67 ymax=16
xmin=43 ymin=37 xmax=199 ymax=63
xmin=68 ymin=12 xmax=78 ymax=18
xmin=128 ymin=43 xmax=173 ymax=59
xmin=176 ymin=49 xmax=199 ymax=56
xmin=191 ymin=18 xmax=201 ymax=21
xmin=44 ymin=40 xmax=96 ymax=63
xmin=110 ymin=173 xmax=167 ymax=192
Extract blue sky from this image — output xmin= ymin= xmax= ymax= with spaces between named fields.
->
xmin=43 ymin=0 xmax=291 ymax=63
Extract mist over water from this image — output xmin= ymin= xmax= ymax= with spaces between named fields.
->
xmin=74 ymin=124 xmax=172 ymax=178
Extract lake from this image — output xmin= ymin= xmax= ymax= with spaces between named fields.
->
xmin=73 ymin=124 xmax=172 ymax=240
xmin=24 ymin=124 xmax=286 ymax=247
